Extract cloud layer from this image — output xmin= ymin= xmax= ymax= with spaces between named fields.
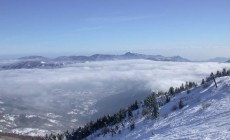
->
xmin=0 ymin=60 xmax=230 ymax=128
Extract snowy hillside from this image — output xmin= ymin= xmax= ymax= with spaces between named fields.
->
xmin=89 ymin=76 xmax=230 ymax=140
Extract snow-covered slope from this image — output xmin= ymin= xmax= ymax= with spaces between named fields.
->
xmin=90 ymin=76 xmax=230 ymax=140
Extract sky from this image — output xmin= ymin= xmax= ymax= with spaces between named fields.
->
xmin=0 ymin=0 xmax=230 ymax=60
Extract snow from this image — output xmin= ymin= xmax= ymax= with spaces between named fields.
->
xmin=46 ymin=113 xmax=62 ymax=118
xmin=25 ymin=115 xmax=37 ymax=118
xmin=89 ymin=76 xmax=230 ymax=140
xmin=12 ymin=128 xmax=50 ymax=136
xmin=71 ymin=119 xmax=78 ymax=123
xmin=67 ymin=111 xmax=78 ymax=115
xmin=0 ymin=120 xmax=7 ymax=123
xmin=3 ymin=114 xmax=16 ymax=122
xmin=48 ymin=119 xmax=59 ymax=124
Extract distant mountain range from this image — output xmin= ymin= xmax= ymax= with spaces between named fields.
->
xmin=0 ymin=52 xmax=190 ymax=70
xmin=206 ymin=57 xmax=230 ymax=63
xmin=17 ymin=52 xmax=189 ymax=62
xmin=1 ymin=60 xmax=63 ymax=69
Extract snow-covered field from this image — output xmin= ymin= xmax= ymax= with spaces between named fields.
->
xmin=0 ymin=60 xmax=230 ymax=135
xmin=90 ymin=76 xmax=230 ymax=140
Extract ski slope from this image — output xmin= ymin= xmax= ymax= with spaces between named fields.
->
xmin=89 ymin=76 xmax=230 ymax=140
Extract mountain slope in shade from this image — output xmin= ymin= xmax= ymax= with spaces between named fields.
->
xmin=88 ymin=76 xmax=230 ymax=140
xmin=19 ymin=56 xmax=50 ymax=61
xmin=1 ymin=61 xmax=63 ymax=69
xmin=207 ymin=57 xmax=230 ymax=62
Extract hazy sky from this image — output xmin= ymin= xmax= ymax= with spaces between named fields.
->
xmin=0 ymin=0 xmax=229 ymax=60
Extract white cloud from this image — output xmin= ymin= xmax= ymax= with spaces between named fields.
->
xmin=0 ymin=60 xmax=229 ymax=126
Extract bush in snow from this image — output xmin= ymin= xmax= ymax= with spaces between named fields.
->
xmin=171 ymin=104 xmax=178 ymax=111
xmin=202 ymin=102 xmax=211 ymax=110
xmin=142 ymin=108 xmax=150 ymax=116
xmin=130 ymin=123 xmax=135 ymax=131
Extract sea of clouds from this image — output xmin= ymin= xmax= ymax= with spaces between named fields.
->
xmin=0 ymin=60 xmax=230 ymax=128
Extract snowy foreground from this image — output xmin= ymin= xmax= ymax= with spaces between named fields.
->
xmin=88 ymin=76 xmax=230 ymax=140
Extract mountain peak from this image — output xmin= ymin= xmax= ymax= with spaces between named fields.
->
xmin=124 ymin=52 xmax=135 ymax=56
xmin=19 ymin=56 xmax=48 ymax=60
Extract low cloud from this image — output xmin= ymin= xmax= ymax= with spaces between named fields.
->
xmin=0 ymin=60 xmax=229 ymax=127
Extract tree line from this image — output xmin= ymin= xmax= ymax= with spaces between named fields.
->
xmin=201 ymin=68 xmax=230 ymax=85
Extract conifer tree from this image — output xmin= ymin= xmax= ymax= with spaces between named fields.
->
xmin=180 ymin=83 xmax=185 ymax=91
xmin=128 ymin=108 xmax=133 ymax=118
xmin=150 ymin=93 xmax=159 ymax=119
xmin=153 ymin=105 xmax=159 ymax=119
xmin=165 ymin=94 xmax=170 ymax=103
xmin=227 ymin=70 xmax=230 ymax=76
xmin=222 ymin=68 xmax=227 ymax=76
xmin=210 ymin=72 xmax=214 ymax=77
xmin=169 ymin=87 xmax=175 ymax=96
xmin=201 ymin=79 xmax=205 ymax=85
xmin=216 ymin=70 xmax=221 ymax=77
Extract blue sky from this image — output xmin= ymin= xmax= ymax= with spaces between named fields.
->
xmin=0 ymin=0 xmax=229 ymax=60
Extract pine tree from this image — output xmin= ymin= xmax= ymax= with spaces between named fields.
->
xmin=210 ymin=72 xmax=214 ymax=77
xmin=216 ymin=70 xmax=222 ymax=77
xmin=153 ymin=105 xmax=159 ymax=119
xmin=188 ymin=82 xmax=193 ymax=88
xmin=165 ymin=94 xmax=170 ymax=103
xmin=151 ymin=93 xmax=159 ymax=119
xmin=175 ymin=87 xmax=180 ymax=94
xmin=227 ymin=70 xmax=230 ymax=76
xmin=201 ymin=79 xmax=205 ymax=85
xmin=134 ymin=100 xmax=139 ymax=109
xmin=128 ymin=108 xmax=133 ymax=118
xmin=185 ymin=82 xmax=189 ymax=90
xmin=169 ymin=87 xmax=175 ymax=96
xmin=222 ymin=68 xmax=227 ymax=76
xmin=180 ymin=83 xmax=185 ymax=91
